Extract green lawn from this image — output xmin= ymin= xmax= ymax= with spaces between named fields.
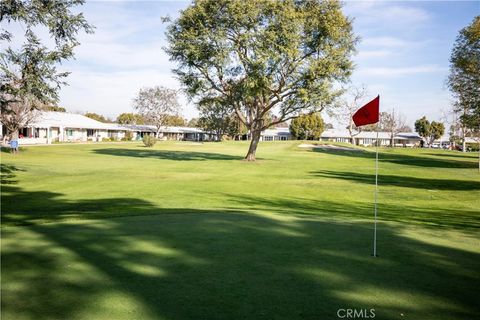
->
xmin=1 ymin=141 xmax=479 ymax=320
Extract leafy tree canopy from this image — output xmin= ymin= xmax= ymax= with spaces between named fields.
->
xmin=84 ymin=112 xmax=109 ymax=123
xmin=164 ymin=115 xmax=186 ymax=127
xmin=1 ymin=0 xmax=93 ymax=108
xmin=187 ymin=118 xmax=199 ymax=128
xmin=132 ymin=86 xmax=181 ymax=137
xmin=447 ymin=16 xmax=480 ymax=131
xmin=0 ymin=0 xmax=93 ymax=135
xmin=430 ymin=121 xmax=445 ymax=143
xmin=198 ymin=100 xmax=245 ymax=140
xmin=415 ymin=116 xmax=431 ymax=140
xmin=166 ymin=0 xmax=356 ymax=160
xmin=289 ymin=113 xmax=325 ymax=140
xmin=116 ymin=113 xmax=145 ymax=125
xmin=46 ymin=106 xmax=67 ymax=112
xmin=415 ymin=116 xmax=445 ymax=146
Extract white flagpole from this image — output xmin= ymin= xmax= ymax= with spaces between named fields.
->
xmin=373 ymin=129 xmax=379 ymax=257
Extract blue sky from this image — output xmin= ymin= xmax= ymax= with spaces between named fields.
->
xmin=54 ymin=0 xmax=479 ymax=127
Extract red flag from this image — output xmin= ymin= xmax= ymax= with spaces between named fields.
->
xmin=352 ymin=95 xmax=380 ymax=127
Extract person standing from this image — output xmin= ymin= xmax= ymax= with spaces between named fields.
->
xmin=9 ymin=131 xmax=19 ymax=154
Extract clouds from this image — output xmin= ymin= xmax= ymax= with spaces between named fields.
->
xmin=73 ymin=41 xmax=171 ymax=70
xmin=341 ymin=1 xmax=474 ymax=125
xmin=345 ymin=1 xmax=431 ymax=30
xmin=361 ymin=36 xmax=425 ymax=48
xmin=357 ymin=65 xmax=447 ymax=77
xmin=59 ymin=68 xmax=196 ymax=119
xmin=57 ymin=1 xmax=199 ymax=119
xmin=50 ymin=0 xmax=475 ymax=126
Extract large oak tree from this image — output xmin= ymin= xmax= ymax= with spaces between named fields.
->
xmin=166 ymin=0 xmax=356 ymax=160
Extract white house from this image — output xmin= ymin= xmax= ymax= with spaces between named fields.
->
xmin=260 ymin=127 xmax=293 ymax=141
xmin=1 ymin=111 xmax=212 ymax=145
xmin=13 ymin=112 xmax=117 ymax=144
xmin=320 ymin=129 xmax=422 ymax=147
xmin=244 ymin=127 xmax=422 ymax=146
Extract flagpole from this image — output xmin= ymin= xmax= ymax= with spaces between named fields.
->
xmin=373 ymin=129 xmax=379 ymax=257
xmin=351 ymin=94 xmax=380 ymax=257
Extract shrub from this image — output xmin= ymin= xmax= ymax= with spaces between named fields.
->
xmin=142 ymin=135 xmax=156 ymax=147
xmin=102 ymin=137 xmax=110 ymax=142
xmin=125 ymin=131 xmax=133 ymax=141
xmin=466 ymin=143 xmax=479 ymax=152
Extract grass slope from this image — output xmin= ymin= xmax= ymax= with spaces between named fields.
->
xmin=1 ymin=141 xmax=479 ymax=320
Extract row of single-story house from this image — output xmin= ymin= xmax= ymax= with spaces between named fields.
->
xmin=260 ymin=128 xmax=424 ymax=147
xmin=319 ymin=129 xmax=423 ymax=147
xmin=0 ymin=111 xmax=210 ymax=144
xmin=1 ymin=111 xmax=476 ymax=147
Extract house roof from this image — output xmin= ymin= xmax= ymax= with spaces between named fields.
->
xmin=31 ymin=111 xmax=111 ymax=130
xmin=122 ymin=124 xmax=204 ymax=133
xmin=262 ymin=127 xmax=291 ymax=136
xmin=29 ymin=111 xmax=206 ymax=134
xmin=320 ymin=129 xmax=352 ymax=139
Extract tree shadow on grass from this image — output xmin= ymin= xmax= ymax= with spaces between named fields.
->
xmin=312 ymin=148 xmax=477 ymax=169
xmin=92 ymin=148 xmax=243 ymax=161
xmin=224 ymin=194 xmax=480 ymax=232
xmin=1 ymin=147 xmax=11 ymax=154
xmin=2 ymin=169 xmax=479 ymax=320
xmin=311 ymin=170 xmax=480 ymax=191
xmin=2 ymin=187 xmax=479 ymax=320
xmin=1 ymin=183 xmax=237 ymax=226
xmin=1 ymin=164 xmax=25 ymax=185
xmin=424 ymin=152 xmax=479 ymax=159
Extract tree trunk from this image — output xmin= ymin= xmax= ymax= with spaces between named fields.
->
xmin=11 ymin=130 xmax=19 ymax=140
xmin=245 ymin=129 xmax=261 ymax=161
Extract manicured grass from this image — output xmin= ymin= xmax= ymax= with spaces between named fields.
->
xmin=1 ymin=141 xmax=479 ymax=320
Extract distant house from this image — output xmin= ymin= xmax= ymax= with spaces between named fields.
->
xmin=261 ymin=127 xmax=293 ymax=141
xmin=320 ymin=129 xmax=422 ymax=147
xmin=254 ymin=127 xmax=422 ymax=146
xmin=125 ymin=124 xmax=206 ymax=141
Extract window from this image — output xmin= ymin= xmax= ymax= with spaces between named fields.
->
xmin=87 ymin=129 xmax=94 ymax=137
xmin=67 ymin=129 xmax=73 ymax=137
xmin=362 ymin=138 xmax=373 ymax=144
xmin=264 ymin=136 xmax=273 ymax=141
